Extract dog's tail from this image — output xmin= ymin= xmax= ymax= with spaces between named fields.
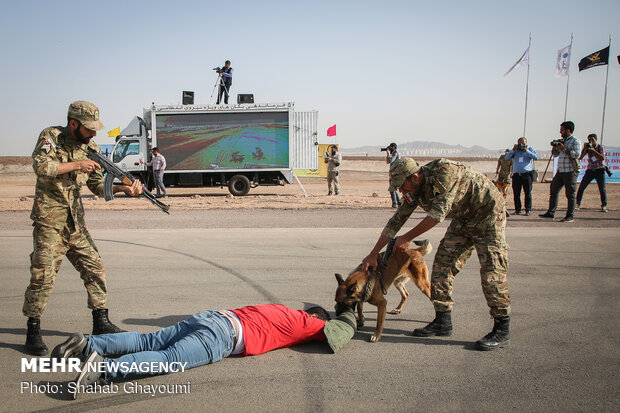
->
xmin=413 ymin=239 xmax=433 ymax=256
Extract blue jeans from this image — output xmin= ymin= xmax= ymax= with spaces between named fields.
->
xmin=576 ymin=168 xmax=607 ymax=207
xmin=86 ymin=311 xmax=235 ymax=380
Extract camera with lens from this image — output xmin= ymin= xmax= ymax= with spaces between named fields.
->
xmin=584 ymin=142 xmax=592 ymax=149
xmin=604 ymin=165 xmax=612 ymax=177
xmin=550 ymin=139 xmax=564 ymax=147
xmin=212 ymin=66 xmax=223 ymax=73
xmin=518 ymin=143 xmax=527 ymax=151
xmin=380 ymin=147 xmax=389 ymax=152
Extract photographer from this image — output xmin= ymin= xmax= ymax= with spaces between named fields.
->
xmin=576 ymin=133 xmax=608 ymax=213
xmin=216 ymin=60 xmax=233 ymax=104
xmin=324 ymin=145 xmax=342 ymax=195
xmin=540 ymin=121 xmax=581 ymax=222
xmin=384 ymin=142 xmax=400 ymax=208
xmin=505 ymin=137 xmax=538 ymax=216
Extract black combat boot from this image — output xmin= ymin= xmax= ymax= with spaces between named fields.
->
xmin=413 ymin=311 xmax=453 ymax=337
xmin=476 ymin=316 xmax=510 ymax=351
xmin=92 ymin=309 xmax=125 ymax=335
xmin=25 ymin=317 xmax=49 ymax=356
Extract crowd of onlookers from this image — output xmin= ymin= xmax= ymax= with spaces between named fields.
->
xmin=494 ymin=121 xmax=608 ymax=222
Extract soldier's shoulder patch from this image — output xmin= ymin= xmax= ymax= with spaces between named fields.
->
xmin=403 ymin=193 xmax=414 ymax=203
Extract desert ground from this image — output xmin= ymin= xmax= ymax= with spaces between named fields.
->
xmin=0 ymin=156 xmax=617 ymax=218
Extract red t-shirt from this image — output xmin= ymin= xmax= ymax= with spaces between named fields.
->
xmin=230 ymin=304 xmax=327 ymax=356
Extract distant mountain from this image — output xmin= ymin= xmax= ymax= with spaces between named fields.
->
xmin=341 ymin=140 xmax=620 ymax=159
xmin=340 ymin=141 xmax=505 ymax=158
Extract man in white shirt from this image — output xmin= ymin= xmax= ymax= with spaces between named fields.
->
xmin=147 ymin=147 xmax=167 ymax=198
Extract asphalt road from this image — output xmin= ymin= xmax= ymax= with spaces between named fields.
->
xmin=0 ymin=211 xmax=618 ymax=412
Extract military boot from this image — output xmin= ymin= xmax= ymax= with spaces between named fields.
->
xmin=25 ymin=317 xmax=49 ymax=356
xmin=92 ymin=309 xmax=125 ymax=335
xmin=476 ymin=316 xmax=510 ymax=351
xmin=412 ymin=311 xmax=453 ymax=337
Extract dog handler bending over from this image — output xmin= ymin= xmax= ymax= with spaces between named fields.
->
xmin=361 ymin=158 xmax=511 ymax=351
xmin=53 ymin=304 xmax=355 ymax=398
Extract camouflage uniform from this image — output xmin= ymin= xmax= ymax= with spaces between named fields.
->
xmin=326 ymin=150 xmax=342 ymax=195
xmin=497 ymin=153 xmax=513 ymax=183
xmin=382 ymin=158 xmax=510 ymax=318
xmin=23 ymin=110 xmax=109 ymax=318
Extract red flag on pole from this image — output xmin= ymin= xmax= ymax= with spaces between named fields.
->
xmin=327 ymin=124 xmax=336 ymax=136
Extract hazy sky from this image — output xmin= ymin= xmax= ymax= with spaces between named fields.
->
xmin=1 ymin=0 xmax=618 ymax=155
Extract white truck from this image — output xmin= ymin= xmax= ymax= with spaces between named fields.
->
xmin=110 ymin=102 xmax=318 ymax=196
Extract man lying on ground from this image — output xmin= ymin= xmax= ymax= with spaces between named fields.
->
xmin=51 ymin=304 xmax=355 ymax=399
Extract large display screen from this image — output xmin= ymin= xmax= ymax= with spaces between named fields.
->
xmin=155 ymin=111 xmax=289 ymax=171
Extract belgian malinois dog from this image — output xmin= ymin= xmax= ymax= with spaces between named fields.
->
xmin=334 ymin=240 xmax=432 ymax=342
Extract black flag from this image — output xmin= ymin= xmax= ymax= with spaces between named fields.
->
xmin=578 ymin=46 xmax=609 ymax=71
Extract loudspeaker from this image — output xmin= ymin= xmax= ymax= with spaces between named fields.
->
xmin=182 ymin=91 xmax=194 ymax=105
xmin=237 ymin=94 xmax=254 ymax=104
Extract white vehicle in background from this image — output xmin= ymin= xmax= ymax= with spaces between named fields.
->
xmin=111 ymin=102 xmax=317 ymax=196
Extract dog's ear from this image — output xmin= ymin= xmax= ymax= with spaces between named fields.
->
xmin=335 ymin=273 xmax=345 ymax=285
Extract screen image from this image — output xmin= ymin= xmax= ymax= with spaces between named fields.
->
xmin=155 ymin=111 xmax=289 ymax=171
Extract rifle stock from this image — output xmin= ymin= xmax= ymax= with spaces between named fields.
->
xmin=81 ymin=147 xmax=170 ymax=214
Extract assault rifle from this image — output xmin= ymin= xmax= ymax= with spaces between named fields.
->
xmin=80 ymin=147 xmax=170 ymax=214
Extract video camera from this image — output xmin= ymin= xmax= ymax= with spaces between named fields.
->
xmin=212 ymin=67 xmax=223 ymax=73
xmin=550 ymin=139 xmax=564 ymax=147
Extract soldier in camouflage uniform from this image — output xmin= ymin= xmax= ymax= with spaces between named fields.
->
xmin=325 ymin=145 xmax=342 ymax=195
xmin=362 ymin=158 xmax=511 ymax=351
xmin=23 ymin=101 xmax=143 ymax=356
xmin=496 ymin=149 xmax=513 ymax=183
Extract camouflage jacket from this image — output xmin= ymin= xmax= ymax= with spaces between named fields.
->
xmin=382 ymin=158 xmax=503 ymax=238
xmin=497 ymin=154 xmax=513 ymax=182
xmin=31 ymin=126 xmax=105 ymax=230
xmin=327 ymin=152 xmax=342 ymax=172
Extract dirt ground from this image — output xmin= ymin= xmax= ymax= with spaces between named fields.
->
xmin=0 ymin=156 xmax=616 ymax=215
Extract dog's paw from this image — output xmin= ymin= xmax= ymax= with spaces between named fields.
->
xmin=369 ymin=335 xmax=381 ymax=342
xmin=356 ymin=319 xmax=365 ymax=329
xmin=389 ymin=309 xmax=401 ymax=315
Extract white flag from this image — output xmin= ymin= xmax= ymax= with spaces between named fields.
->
xmin=556 ymin=44 xmax=571 ymax=77
xmin=504 ymin=46 xmax=530 ymax=77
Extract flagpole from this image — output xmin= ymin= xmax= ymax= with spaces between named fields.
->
xmin=523 ymin=33 xmax=531 ymax=137
xmin=563 ymin=33 xmax=573 ymax=121
xmin=600 ymin=34 xmax=611 ymax=144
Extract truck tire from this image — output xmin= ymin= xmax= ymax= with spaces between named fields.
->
xmin=228 ymin=175 xmax=251 ymax=196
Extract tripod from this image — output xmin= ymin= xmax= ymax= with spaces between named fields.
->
xmin=210 ymin=72 xmax=231 ymax=104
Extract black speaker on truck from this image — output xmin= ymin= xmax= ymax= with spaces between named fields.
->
xmin=182 ymin=91 xmax=194 ymax=105
xmin=237 ymin=94 xmax=254 ymax=104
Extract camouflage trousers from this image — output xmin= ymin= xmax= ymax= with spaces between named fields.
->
xmin=23 ymin=223 xmax=107 ymax=318
xmin=430 ymin=211 xmax=510 ymax=318
xmin=327 ymin=170 xmax=340 ymax=194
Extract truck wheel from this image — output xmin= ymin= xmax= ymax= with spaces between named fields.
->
xmin=228 ymin=175 xmax=251 ymax=196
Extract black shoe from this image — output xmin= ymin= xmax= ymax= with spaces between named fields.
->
xmin=327 ymin=192 xmax=333 ymax=196
xmin=392 ymin=204 xmax=398 ymax=208
xmin=413 ymin=311 xmax=453 ymax=337
xmin=25 ymin=317 xmax=49 ymax=356
xmin=92 ymin=309 xmax=125 ymax=335
xmin=514 ymin=210 xmax=522 ymax=215
xmin=524 ymin=211 xmax=531 ymax=216
xmin=72 ymin=351 xmax=104 ymax=400
xmin=51 ymin=333 xmax=87 ymax=361
xmin=476 ymin=316 xmax=510 ymax=351
xmin=539 ymin=212 xmax=554 ymax=218
xmin=560 ymin=216 xmax=574 ymax=223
